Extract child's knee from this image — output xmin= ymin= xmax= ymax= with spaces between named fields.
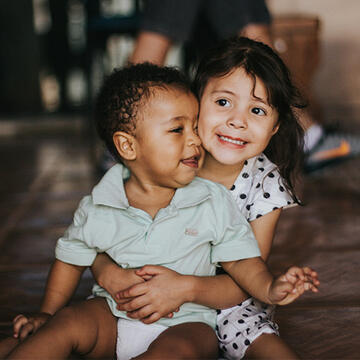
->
xmin=146 ymin=323 xmax=218 ymax=359
xmin=44 ymin=306 xmax=86 ymax=348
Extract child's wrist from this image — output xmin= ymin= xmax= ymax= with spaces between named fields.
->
xmin=266 ymin=281 xmax=277 ymax=305
xmin=184 ymin=275 xmax=199 ymax=303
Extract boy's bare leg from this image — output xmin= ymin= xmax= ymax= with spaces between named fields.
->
xmin=8 ymin=298 xmax=117 ymax=360
xmin=134 ymin=322 xmax=218 ymax=360
xmin=0 ymin=337 xmax=19 ymax=358
xmin=245 ymin=333 xmax=299 ymax=360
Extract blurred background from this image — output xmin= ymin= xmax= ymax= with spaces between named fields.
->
xmin=0 ymin=1 xmax=359 ymax=359
xmin=1 ymin=0 xmax=359 ymax=124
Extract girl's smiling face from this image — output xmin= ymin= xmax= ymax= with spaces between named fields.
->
xmin=198 ymin=67 xmax=279 ymax=168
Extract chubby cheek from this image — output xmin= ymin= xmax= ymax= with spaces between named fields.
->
xmin=197 ymin=146 xmax=206 ymax=168
xmin=198 ymin=117 xmax=213 ymax=148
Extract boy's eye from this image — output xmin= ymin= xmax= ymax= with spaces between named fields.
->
xmin=252 ymin=107 xmax=266 ymax=115
xmin=216 ymin=99 xmax=230 ymax=107
xmin=193 ymin=125 xmax=199 ymax=135
xmin=170 ymin=127 xmax=183 ymax=133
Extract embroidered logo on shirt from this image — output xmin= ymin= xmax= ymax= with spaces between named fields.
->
xmin=185 ymin=228 xmax=198 ymax=236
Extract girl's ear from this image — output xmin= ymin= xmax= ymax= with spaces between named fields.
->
xmin=113 ymin=131 xmax=137 ymax=161
xmin=272 ymin=122 xmax=280 ymax=136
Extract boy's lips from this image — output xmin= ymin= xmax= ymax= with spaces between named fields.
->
xmin=217 ymin=134 xmax=247 ymax=146
xmin=181 ymin=154 xmax=200 ymax=168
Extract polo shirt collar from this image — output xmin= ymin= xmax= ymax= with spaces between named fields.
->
xmin=171 ymin=178 xmax=211 ymax=208
xmin=92 ymin=164 xmax=129 ymax=209
xmin=92 ymin=164 xmax=211 ymax=210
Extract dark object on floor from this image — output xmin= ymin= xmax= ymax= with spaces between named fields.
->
xmin=304 ymin=131 xmax=360 ymax=173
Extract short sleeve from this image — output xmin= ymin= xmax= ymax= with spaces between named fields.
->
xmin=55 ymin=196 xmax=98 ymax=266
xmin=210 ymin=187 xmax=260 ymax=263
xmin=248 ymin=171 xmax=295 ymax=221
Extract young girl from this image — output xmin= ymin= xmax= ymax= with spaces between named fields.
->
xmin=89 ymin=36 xmax=308 ymax=359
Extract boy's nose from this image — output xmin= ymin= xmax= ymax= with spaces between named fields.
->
xmin=188 ymin=131 xmax=202 ymax=147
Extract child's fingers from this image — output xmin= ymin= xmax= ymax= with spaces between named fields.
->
xmin=303 ymin=266 xmax=315 ymax=275
xmin=303 ymin=279 xmax=319 ymax=293
xmin=117 ymin=294 xmax=148 ymax=312
xmin=303 ymin=267 xmax=320 ymax=283
xmin=13 ymin=314 xmax=26 ymax=324
xmin=141 ymin=275 xmax=153 ymax=281
xmin=141 ymin=312 xmax=162 ymax=325
xmin=274 ymin=278 xmax=295 ymax=297
xmin=18 ymin=322 xmax=35 ymax=341
xmin=284 ymin=266 xmax=305 ymax=283
xmin=293 ymin=280 xmax=305 ymax=295
xmin=126 ymin=304 xmax=154 ymax=321
xmin=116 ymin=282 xmax=147 ymax=301
xmin=12 ymin=315 xmax=29 ymax=338
xmin=135 ymin=265 xmax=163 ymax=277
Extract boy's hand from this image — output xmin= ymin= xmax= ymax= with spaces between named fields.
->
xmin=107 ymin=268 xmax=146 ymax=301
xmin=12 ymin=312 xmax=52 ymax=341
xmin=270 ymin=266 xmax=319 ymax=305
xmin=116 ymin=265 xmax=187 ymax=324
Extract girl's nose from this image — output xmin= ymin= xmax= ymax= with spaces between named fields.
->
xmin=226 ymin=111 xmax=247 ymax=129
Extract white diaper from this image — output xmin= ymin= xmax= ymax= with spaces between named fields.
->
xmin=116 ymin=318 xmax=168 ymax=360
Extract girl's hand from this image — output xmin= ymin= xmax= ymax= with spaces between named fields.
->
xmin=269 ymin=266 xmax=320 ymax=305
xmin=12 ymin=312 xmax=52 ymax=341
xmin=116 ymin=265 xmax=189 ymax=324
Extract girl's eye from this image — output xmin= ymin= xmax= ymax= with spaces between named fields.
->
xmin=193 ymin=125 xmax=199 ymax=135
xmin=216 ymin=99 xmax=230 ymax=107
xmin=252 ymin=107 xmax=266 ymax=115
xmin=170 ymin=127 xmax=183 ymax=133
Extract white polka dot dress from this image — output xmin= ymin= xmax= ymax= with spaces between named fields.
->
xmin=229 ymin=153 xmax=295 ymax=221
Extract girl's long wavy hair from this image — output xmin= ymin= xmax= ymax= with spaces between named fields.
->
xmin=193 ymin=36 xmax=305 ymax=203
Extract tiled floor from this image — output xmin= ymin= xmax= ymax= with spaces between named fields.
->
xmin=0 ymin=115 xmax=359 ymax=359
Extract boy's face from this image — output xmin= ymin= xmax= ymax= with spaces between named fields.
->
xmin=198 ymin=67 xmax=279 ymax=167
xmin=133 ymin=88 xmax=202 ymax=188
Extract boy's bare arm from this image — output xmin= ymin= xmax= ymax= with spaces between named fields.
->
xmin=41 ymin=259 xmax=86 ymax=314
xmin=91 ymin=254 xmax=146 ymax=300
xmin=12 ymin=259 xmax=85 ymax=340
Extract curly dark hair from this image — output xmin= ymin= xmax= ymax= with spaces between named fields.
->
xmin=95 ymin=62 xmax=193 ymax=163
xmin=193 ymin=36 xmax=306 ymax=204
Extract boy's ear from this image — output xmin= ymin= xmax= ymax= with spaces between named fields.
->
xmin=113 ymin=131 xmax=137 ymax=161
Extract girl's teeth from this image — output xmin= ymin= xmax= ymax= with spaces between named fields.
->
xmin=219 ymin=136 xmax=245 ymax=145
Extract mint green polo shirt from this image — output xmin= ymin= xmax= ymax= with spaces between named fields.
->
xmin=55 ymin=164 xmax=260 ymax=329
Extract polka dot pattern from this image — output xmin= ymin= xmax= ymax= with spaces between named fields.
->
xmin=229 ymin=153 xmax=296 ymax=222
xmin=217 ymin=298 xmax=279 ymax=359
